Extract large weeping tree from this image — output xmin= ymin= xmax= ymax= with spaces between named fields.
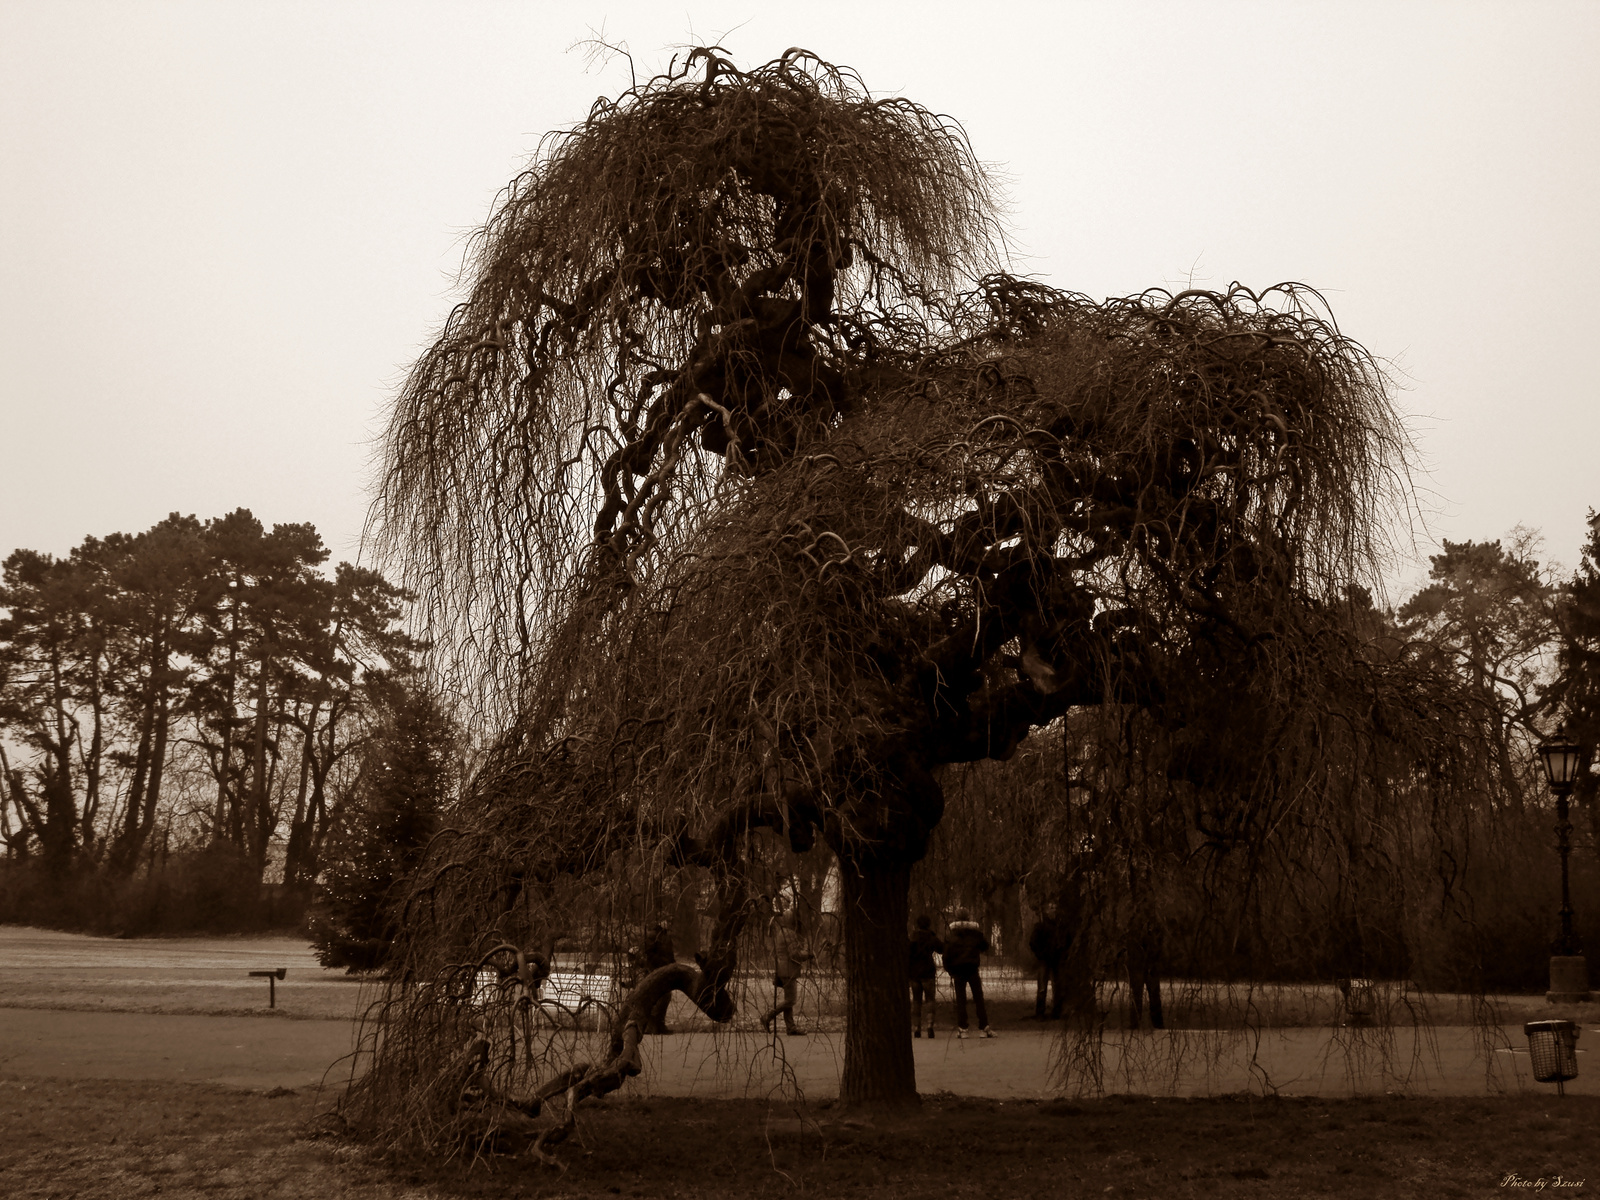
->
xmin=363 ymin=48 xmax=1413 ymax=1149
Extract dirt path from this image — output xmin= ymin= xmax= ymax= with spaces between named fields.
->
xmin=6 ymin=1006 xmax=1596 ymax=1099
xmin=639 ymin=1023 xmax=1600 ymax=1099
xmin=4 ymin=927 xmax=1596 ymax=1099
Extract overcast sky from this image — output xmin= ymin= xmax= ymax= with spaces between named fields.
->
xmin=3 ymin=1 xmax=1596 ymax=599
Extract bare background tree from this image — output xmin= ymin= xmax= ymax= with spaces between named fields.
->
xmin=0 ymin=510 xmax=422 ymax=931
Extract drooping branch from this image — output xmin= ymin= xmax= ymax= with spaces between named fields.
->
xmin=371 ymin=48 xmax=1004 ymax=722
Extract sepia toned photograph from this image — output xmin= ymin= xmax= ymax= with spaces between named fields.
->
xmin=2 ymin=2 xmax=1597 ymax=1195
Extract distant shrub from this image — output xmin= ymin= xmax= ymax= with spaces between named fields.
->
xmin=0 ymin=844 xmax=304 ymax=936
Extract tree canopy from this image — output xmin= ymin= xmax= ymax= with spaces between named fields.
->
xmin=372 ymin=47 xmax=1004 ymax=718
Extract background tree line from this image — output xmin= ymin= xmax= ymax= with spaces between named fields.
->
xmin=2 ymin=502 xmax=1593 ymax=990
xmin=0 ymin=509 xmax=457 ymax=938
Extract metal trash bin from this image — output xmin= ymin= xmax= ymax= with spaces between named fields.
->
xmin=1524 ymin=1020 xmax=1580 ymax=1094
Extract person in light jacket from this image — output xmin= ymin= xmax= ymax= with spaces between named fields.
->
xmin=942 ymin=908 xmax=994 ymax=1038
xmin=761 ymin=906 xmax=812 ymax=1035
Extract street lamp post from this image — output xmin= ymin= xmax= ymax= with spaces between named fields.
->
xmin=1537 ymin=729 xmax=1591 ymax=1004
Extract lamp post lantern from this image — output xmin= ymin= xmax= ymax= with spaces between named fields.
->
xmin=1537 ymin=728 xmax=1590 ymax=1004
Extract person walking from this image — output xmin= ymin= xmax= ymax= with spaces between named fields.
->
xmin=761 ymin=905 xmax=811 ymax=1036
xmin=908 ymin=914 xmax=943 ymax=1038
xmin=641 ymin=919 xmax=676 ymax=1034
xmin=942 ymin=908 xmax=994 ymax=1038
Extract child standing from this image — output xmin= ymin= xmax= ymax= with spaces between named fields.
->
xmin=908 ymin=914 xmax=943 ymax=1037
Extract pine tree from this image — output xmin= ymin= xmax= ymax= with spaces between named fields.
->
xmin=310 ymin=674 xmax=457 ymax=971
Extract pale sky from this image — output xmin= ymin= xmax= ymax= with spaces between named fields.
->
xmin=3 ymin=1 xmax=1597 ymax=599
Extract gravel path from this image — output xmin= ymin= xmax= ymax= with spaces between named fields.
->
xmin=5 ymin=1007 xmax=1596 ymax=1098
xmin=4 ymin=925 xmax=1596 ymax=1098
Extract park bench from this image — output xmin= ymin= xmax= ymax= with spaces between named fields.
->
xmin=465 ymin=961 xmax=615 ymax=1026
xmin=541 ymin=965 xmax=614 ymax=1013
xmin=540 ymin=965 xmax=616 ymax=1028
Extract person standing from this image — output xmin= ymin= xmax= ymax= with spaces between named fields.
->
xmin=942 ymin=908 xmax=994 ymax=1038
xmin=761 ymin=905 xmax=811 ymax=1036
xmin=908 ymin=914 xmax=943 ymax=1038
xmin=641 ymin=919 xmax=676 ymax=1034
xmin=1029 ymin=905 xmax=1070 ymax=1020
xmin=1126 ymin=910 xmax=1165 ymax=1030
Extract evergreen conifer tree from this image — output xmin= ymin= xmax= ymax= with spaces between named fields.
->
xmin=311 ymin=674 xmax=457 ymax=971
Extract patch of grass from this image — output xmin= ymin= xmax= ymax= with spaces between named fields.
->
xmin=1 ymin=1078 xmax=1596 ymax=1198
xmin=5 ymin=927 xmax=1590 ymax=1032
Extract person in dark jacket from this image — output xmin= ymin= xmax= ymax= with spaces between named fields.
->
xmin=942 ymin=908 xmax=994 ymax=1038
xmin=641 ymin=919 xmax=675 ymax=1034
xmin=1125 ymin=911 xmax=1165 ymax=1029
xmin=1029 ymin=905 xmax=1071 ymax=1020
xmin=908 ymin=914 xmax=944 ymax=1038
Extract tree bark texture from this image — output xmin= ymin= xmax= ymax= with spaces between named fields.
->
xmin=248 ymin=654 xmax=273 ymax=876
xmin=112 ymin=696 xmax=156 ymax=872
xmin=839 ymin=853 xmax=917 ymax=1107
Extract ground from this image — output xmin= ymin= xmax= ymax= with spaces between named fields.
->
xmin=0 ymin=1078 xmax=1595 ymax=1198
xmin=2 ymin=927 xmax=1597 ymax=1197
